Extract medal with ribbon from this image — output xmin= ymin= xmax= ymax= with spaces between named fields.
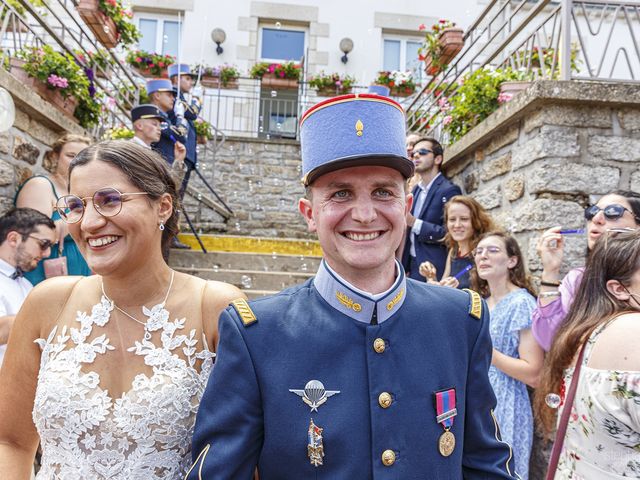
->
xmin=434 ymin=387 xmax=457 ymax=457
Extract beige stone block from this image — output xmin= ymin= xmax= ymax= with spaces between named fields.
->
xmin=308 ymin=50 xmax=329 ymax=66
xmin=249 ymin=31 xmax=257 ymax=46
xmin=474 ymin=185 xmax=501 ymax=210
xmin=630 ymin=170 xmax=640 ymax=193
xmin=512 ymin=128 xmax=579 ymax=170
xmin=619 ymin=109 xmax=640 ymax=131
xmin=0 ymin=160 xmax=13 ymax=186
xmin=505 ymin=175 xmax=525 ymax=201
xmin=374 ymin=12 xmax=437 ymax=33
xmin=0 ymin=196 xmax=13 ymax=215
xmin=480 ymin=153 xmax=511 ymax=181
xmin=588 ymin=135 xmax=640 ymax=162
xmin=238 ymin=16 xmax=258 ymax=32
xmin=512 ymin=199 xmax=583 ymax=233
xmin=13 ymin=109 xmax=29 ymax=131
xmin=485 ymin=126 xmax=519 ymax=156
xmin=524 ymin=105 xmax=612 ymax=133
xmin=528 ymin=162 xmax=619 ymax=195
xmin=250 ymin=2 xmax=318 ymax=22
xmin=0 ymin=132 xmax=10 ymax=154
xmin=12 ymin=135 xmax=40 ymax=165
xmin=236 ymin=45 xmax=256 ymax=61
xmin=463 ymin=171 xmax=478 ymax=194
xmin=309 ymin=22 xmax=329 ymax=37
xmin=131 ymin=0 xmax=193 ymax=11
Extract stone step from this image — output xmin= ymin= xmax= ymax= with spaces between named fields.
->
xmin=169 ymin=250 xmax=321 ymax=272
xmin=174 ymin=266 xmax=314 ymax=292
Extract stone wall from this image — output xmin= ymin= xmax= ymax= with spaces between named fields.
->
xmin=0 ymin=68 xmax=88 ymax=214
xmin=184 ymin=135 xmax=312 ymax=239
xmin=443 ymin=81 xmax=640 ymax=276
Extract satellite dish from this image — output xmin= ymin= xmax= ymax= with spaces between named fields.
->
xmin=0 ymin=88 xmax=15 ymax=132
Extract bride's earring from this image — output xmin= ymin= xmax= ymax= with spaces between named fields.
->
xmin=159 ymin=221 xmax=165 ymax=231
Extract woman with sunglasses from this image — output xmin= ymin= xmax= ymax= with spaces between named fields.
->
xmin=0 ymin=141 xmax=243 ymax=479
xmin=532 ymin=191 xmax=640 ymax=351
xmin=534 ymin=229 xmax=640 ymax=479
xmin=472 ymin=231 xmax=544 ymax=480
xmin=15 ymin=134 xmax=92 ymax=285
xmin=419 ymin=195 xmax=496 ymax=289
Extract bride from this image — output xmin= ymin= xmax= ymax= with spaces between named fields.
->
xmin=0 ymin=141 xmax=243 ymax=479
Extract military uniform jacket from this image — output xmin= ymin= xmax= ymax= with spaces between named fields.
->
xmin=178 ymin=92 xmax=201 ymax=166
xmin=152 ymin=109 xmax=185 ymax=166
xmin=189 ymin=261 xmax=519 ymax=480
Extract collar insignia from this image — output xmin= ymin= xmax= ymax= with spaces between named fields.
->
xmin=336 ymin=291 xmax=362 ymax=312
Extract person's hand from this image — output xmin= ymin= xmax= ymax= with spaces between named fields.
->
xmin=536 ymin=226 xmax=564 ymax=277
xmin=54 ymin=219 xmax=68 ymax=254
xmin=439 ymin=276 xmax=459 ymax=289
xmin=406 ymin=212 xmax=415 ymax=227
xmin=191 ymin=85 xmax=203 ymax=99
xmin=419 ymin=261 xmax=437 ymax=280
xmin=174 ymin=141 xmax=186 ymax=168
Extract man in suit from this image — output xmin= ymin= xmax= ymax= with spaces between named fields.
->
xmin=402 ymin=137 xmax=461 ymax=281
xmin=187 ymin=94 xmax=519 ymax=480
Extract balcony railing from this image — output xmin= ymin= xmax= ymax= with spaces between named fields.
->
xmin=0 ymin=0 xmax=140 ymax=137
xmin=405 ymin=0 xmax=640 ymax=142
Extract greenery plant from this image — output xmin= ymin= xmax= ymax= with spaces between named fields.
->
xmin=104 ymin=126 xmax=134 ymax=140
xmin=193 ymin=64 xmax=240 ymax=86
xmin=98 ymin=0 xmax=140 ymax=47
xmin=126 ymin=49 xmax=175 ymax=76
xmin=417 ymin=19 xmax=458 ymax=72
xmin=194 ymin=118 xmax=214 ymax=139
xmin=308 ymin=72 xmax=355 ymax=94
xmin=250 ymin=61 xmax=301 ymax=80
xmin=374 ymin=70 xmax=416 ymax=95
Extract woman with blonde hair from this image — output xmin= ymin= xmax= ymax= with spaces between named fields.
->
xmin=535 ymin=229 xmax=640 ymax=479
xmin=0 ymin=141 xmax=243 ymax=479
xmin=15 ymin=133 xmax=92 ymax=284
xmin=419 ymin=195 xmax=496 ymax=289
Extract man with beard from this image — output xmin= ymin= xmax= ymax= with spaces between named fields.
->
xmin=0 ymin=208 xmax=55 ymax=366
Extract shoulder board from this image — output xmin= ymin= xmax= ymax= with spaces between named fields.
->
xmin=230 ymin=298 xmax=257 ymax=327
xmin=462 ymin=288 xmax=483 ymax=320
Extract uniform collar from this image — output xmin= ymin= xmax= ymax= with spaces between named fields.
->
xmin=313 ymin=260 xmax=407 ymax=324
xmin=132 ymin=136 xmax=152 ymax=149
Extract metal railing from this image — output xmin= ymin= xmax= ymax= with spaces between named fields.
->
xmin=0 ymin=0 xmax=140 ymax=137
xmin=199 ymin=79 xmax=419 ymax=140
xmin=405 ymin=0 xmax=640 ymax=141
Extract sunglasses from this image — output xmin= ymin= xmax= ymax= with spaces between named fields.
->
xmin=584 ymin=204 xmax=636 ymax=222
xmin=472 ymin=246 xmax=502 ymax=257
xmin=56 ymin=187 xmax=149 ymax=224
xmin=26 ymin=235 xmax=56 ymax=251
xmin=412 ymin=148 xmax=434 ymax=157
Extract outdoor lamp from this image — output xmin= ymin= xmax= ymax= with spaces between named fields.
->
xmin=211 ymin=28 xmax=226 ymax=55
xmin=339 ymin=37 xmax=353 ymax=64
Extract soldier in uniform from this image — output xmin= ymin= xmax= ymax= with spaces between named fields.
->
xmin=130 ymin=104 xmax=166 ymax=149
xmin=167 ymin=63 xmax=202 ymax=199
xmin=187 ymin=94 xmax=520 ymax=479
xmin=145 ymin=79 xmax=186 ymax=167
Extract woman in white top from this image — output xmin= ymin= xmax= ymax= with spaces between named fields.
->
xmin=0 ymin=141 xmax=244 ymax=479
xmin=535 ymin=228 xmax=640 ymax=479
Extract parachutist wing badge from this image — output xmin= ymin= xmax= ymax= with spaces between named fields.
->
xmin=289 ymin=380 xmax=340 ymax=412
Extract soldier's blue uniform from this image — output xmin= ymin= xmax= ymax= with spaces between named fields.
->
xmin=188 ymin=94 xmax=520 ymax=479
xmin=167 ymin=63 xmax=201 ymax=168
xmin=146 ymin=79 xmax=185 ymax=165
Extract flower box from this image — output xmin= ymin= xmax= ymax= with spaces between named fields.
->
xmin=197 ymin=135 xmax=208 ymax=145
xmin=261 ymin=73 xmax=298 ymax=90
xmin=316 ymin=86 xmax=352 ymax=97
xmin=498 ymin=81 xmax=531 ymax=102
xmin=200 ymin=75 xmax=239 ymax=89
xmin=9 ymin=58 xmax=78 ymax=119
xmin=76 ymin=0 xmax=118 ymax=49
xmin=424 ymin=27 xmax=464 ymax=76
xmin=132 ymin=66 xmax=168 ymax=78
xmin=390 ymin=86 xmax=415 ymax=97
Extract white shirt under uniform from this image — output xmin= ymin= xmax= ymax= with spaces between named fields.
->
xmin=0 ymin=258 xmax=33 ymax=367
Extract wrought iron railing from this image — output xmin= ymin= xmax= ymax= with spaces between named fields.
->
xmin=405 ymin=0 xmax=640 ymax=142
xmin=0 ymin=0 xmax=140 ymax=137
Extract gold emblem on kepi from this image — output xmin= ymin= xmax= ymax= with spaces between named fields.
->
xmin=438 ymin=430 xmax=455 ymax=457
xmin=290 ymin=380 xmax=340 ymax=412
xmin=355 ymin=119 xmax=363 ymax=136
xmin=307 ymin=419 xmax=325 ymax=467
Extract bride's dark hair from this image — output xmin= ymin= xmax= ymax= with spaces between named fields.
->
xmin=68 ymin=140 xmax=181 ymax=251
xmin=534 ymin=229 xmax=640 ymax=434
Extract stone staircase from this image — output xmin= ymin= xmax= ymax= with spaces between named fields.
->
xmin=169 ymin=235 xmax=322 ymax=299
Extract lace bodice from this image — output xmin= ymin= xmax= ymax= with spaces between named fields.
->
xmin=33 ymin=296 xmax=214 ymax=479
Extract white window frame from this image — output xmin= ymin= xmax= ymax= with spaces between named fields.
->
xmin=381 ymin=35 xmax=426 ymax=83
xmin=258 ymin=23 xmax=308 ymax=64
xmin=133 ymin=12 xmax=181 ymax=55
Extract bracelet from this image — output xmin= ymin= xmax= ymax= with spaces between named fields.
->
xmin=540 ymin=279 xmax=561 ymax=287
xmin=539 ymin=291 xmax=561 ymax=298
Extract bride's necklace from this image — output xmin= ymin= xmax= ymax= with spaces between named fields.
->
xmin=101 ymin=270 xmax=175 ymax=340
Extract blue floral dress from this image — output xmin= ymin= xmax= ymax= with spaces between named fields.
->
xmin=488 ymin=288 xmax=536 ymax=480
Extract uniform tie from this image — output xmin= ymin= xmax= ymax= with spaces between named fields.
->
xmin=10 ymin=267 xmax=23 ymax=280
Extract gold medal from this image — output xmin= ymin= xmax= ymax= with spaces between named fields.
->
xmin=438 ymin=429 xmax=455 ymax=457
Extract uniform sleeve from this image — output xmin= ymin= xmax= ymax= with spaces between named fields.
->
xmin=186 ymin=309 xmax=263 ymax=480
xmin=414 ymin=184 xmax=462 ymax=244
xmin=462 ymin=299 xmax=521 ymax=479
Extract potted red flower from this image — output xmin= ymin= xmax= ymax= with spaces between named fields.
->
xmin=417 ymin=19 xmax=464 ymax=76
xmin=250 ymin=62 xmax=301 ymax=89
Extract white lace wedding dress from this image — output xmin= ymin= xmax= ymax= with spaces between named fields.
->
xmin=32 ymin=295 xmax=214 ymax=479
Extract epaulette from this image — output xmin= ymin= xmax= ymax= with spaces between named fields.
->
xmin=462 ymin=288 xmax=482 ymax=320
xmin=230 ymin=298 xmax=257 ymax=327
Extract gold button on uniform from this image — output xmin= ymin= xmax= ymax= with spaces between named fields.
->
xmin=381 ymin=449 xmax=396 ymax=466
xmin=373 ymin=338 xmax=385 ymax=353
xmin=378 ymin=392 xmax=393 ymax=409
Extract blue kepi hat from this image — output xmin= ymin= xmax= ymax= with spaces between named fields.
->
xmin=300 ymin=93 xmax=414 ymax=186
xmin=167 ymin=63 xmax=193 ymax=78
xmin=146 ymin=79 xmax=174 ymax=95
xmin=367 ymin=85 xmax=390 ymax=96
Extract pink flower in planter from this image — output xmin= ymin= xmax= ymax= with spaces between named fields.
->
xmin=279 ymin=71 xmax=285 ymax=78
xmin=418 ymin=24 xmax=426 ymax=31
xmin=497 ymin=92 xmax=513 ymax=104
xmin=443 ymin=115 xmax=452 ymax=125
xmin=47 ymin=74 xmax=68 ymax=89
xmin=268 ymin=64 xmax=276 ymax=73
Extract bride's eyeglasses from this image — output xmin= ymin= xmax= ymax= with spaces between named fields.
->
xmin=56 ymin=187 xmax=148 ymax=224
